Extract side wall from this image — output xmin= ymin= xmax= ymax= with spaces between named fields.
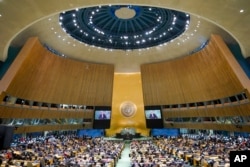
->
xmin=1 ymin=37 xmax=114 ymax=106
xmin=141 ymin=34 xmax=250 ymax=105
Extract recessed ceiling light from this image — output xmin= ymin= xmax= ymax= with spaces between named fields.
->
xmin=240 ymin=9 xmax=244 ymax=13
xmin=59 ymin=5 xmax=190 ymax=50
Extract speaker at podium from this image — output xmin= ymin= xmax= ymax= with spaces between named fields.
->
xmin=115 ymin=128 xmax=141 ymax=140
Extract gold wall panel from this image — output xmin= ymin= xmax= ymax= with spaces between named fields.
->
xmin=106 ymin=73 xmax=149 ymax=136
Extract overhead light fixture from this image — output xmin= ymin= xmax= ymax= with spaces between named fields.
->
xmin=59 ymin=5 xmax=190 ymax=50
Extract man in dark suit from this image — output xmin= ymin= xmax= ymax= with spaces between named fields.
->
xmin=149 ymin=111 xmax=158 ymax=119
xmin=99 ymin=111 xmax=107 ymax=119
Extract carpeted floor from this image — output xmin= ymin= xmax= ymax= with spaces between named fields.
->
xmin=116 ymin=142 xmax=131 ymax=167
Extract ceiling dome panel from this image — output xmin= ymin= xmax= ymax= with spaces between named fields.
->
xmin=59 ymin=5 xmax=190 ymax=50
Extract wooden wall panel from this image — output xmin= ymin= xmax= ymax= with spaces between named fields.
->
xmin=14 ymin=124 xmax=90 ymax=134
xmin=4 ymin=37 xmax=114 ymax=106
xmin=0 ymin=105 xmax=93 ymax=119
xmin=162 ymin=103 xmax=250 ymax=118
xmin=0 ymin=38 xmax=39 ymax=93
xmin=164 ymin=122 xmax=250 ymax=133
xmin=213 ymin=35 xmax=250 ymax=92
xmin=0 ymin=92 xmax=6 ymax=102
xmin=141 ymin=35 xmax=248 ymax=105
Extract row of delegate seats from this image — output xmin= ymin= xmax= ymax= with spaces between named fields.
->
xmin=130 ymin=134 xmax=250 ymax=167
xmin=0 ymin=135 xmax=124 ymax=167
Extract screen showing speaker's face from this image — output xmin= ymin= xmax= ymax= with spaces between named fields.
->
xmin=145 ymin=110 xmax=162 ymax=119
xmin=94 ymin=110 xmax=111 ymax=120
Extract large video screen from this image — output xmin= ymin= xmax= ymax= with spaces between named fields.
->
xmin=93 ymin=106 xmax=111 ymax=129
xmin=94 ymin=110 xmax=111 ymax=120
xmin=145 ymin=109 xmax=162 ymax=119
xmin=145 ymin=106 xmax=163 ymax=129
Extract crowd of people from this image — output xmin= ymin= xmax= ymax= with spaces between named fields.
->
xmin=0 ymin=133 xmax=250 ymax=167
xmin=0 ymin=135 xmax=124 ymax=167
xmin=130 ymin=134 xmax=250 ymax=167
xmin=130 ymin=139 xmax=187 ymax=167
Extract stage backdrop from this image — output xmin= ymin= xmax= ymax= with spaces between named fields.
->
xmin=106 ymin=73 xmax=149 ymax=136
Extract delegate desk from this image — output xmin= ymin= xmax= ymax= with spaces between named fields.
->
xmin=116 ymin=133 xmax=141 ymax=140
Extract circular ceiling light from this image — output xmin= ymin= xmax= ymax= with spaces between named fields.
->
xmin=59 ymin=5 xmax=190 ymax=50
xmin=115 ymin=7 xmax=136 ymax=19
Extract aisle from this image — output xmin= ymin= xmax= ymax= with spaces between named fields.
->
xmin=116 ymin=142 xmax=131 ymax=167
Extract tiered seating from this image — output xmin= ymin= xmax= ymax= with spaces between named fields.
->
xmin=0 ymin=135 xmax=124 ymax=167
xmin=1 ymin=134 xmax=250 ymax=166
xmin=130 ymin=134 xmax=250 ymax=167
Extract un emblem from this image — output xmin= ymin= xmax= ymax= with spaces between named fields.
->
xmin=120 ymin=101 xmax=137 ymax=117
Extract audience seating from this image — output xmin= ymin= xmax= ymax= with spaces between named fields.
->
xmin=0 ymin=133 xmax=249 ymax=167
xmin=0 ymin=135 xmax=124 ymax=167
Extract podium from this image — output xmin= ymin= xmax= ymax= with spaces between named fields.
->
xmin=116 ymin=128 xmax=141 ymax=140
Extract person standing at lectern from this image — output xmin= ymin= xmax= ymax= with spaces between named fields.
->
xmin=99 ymin=111 xmax=107 ymax=119
xmin=149 ymin=111 xmax=158 ymax=119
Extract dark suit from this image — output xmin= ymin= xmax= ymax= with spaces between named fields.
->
xmin=99 ymin=113 xmax=107 ymax=119
xmin=149 ymin=113 xmax=158 ymax=119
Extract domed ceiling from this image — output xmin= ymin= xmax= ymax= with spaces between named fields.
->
xmin=0 ymin=0 xmax=249 ymax=73
xmin=59 ymin=5 xmax=190 ymax=50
